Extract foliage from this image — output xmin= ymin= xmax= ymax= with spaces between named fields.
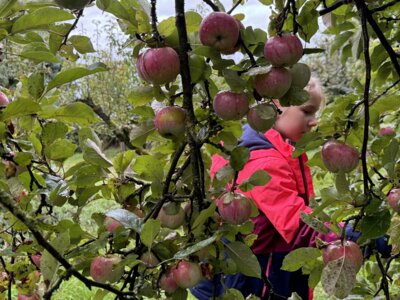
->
xmin=0 ymin=0 xmax=399 ymax=299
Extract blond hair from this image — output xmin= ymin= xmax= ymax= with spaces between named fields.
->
xmin=304 ymin=77 xmax=325 ymax=110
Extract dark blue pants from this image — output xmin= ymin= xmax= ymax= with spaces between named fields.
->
xmin=190 ymin=252 xmax=309 ymax=300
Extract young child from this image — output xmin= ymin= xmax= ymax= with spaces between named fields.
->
xmin=191 ymin=78 xmax=336 ymax=300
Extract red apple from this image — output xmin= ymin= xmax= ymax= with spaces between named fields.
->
xmin=254 ymin=67 xmax=292 ymax=99
xmin=136 ymin=47 xmax=180 ymax=85
xmin=264 ymin=33 xmax=303 ymax=67
xmin=213 ymin=91 xmax=249 ymax=120
xmin=216 ymin=192 xmax=253 ymax=225
xmin=158 ymin=204 xmax=186 ymax=229
xmin=323 ymin=240 xmax=363 ymax=272
xmin=54 ymin=0 xmax=90 ymax=10
xmin=289 ymin=63 xmax=311 ymax=88
xmin=0 ymin=92 xmax=9 ymax=107
xmin=90 ymin=256 xmax=124 ymax=283
xmin=154 ymin=106 xmax=186 ymax=139
xmin=31 ymin=254 xmax=41 ymax=269
xmin=105 ymin=217 xmax=122 ymax=233
xmin=220 ymin=19 xmax=245 ymax=55
xmin=378 ymin=127 xmax=395 ymax=136
xmin=173 ymin=261 xmax=203 ymax=289
xmin=199 ymin=12 xmax=240 ymax=53
xmin=387 ymin=189 xmax=400 ymax=212
xmin=321 ymin=140 xmax=359 ymax=173
xmin=159 ymin=268 xmax=179 ymax=294
xmin=17 ymin=293 xmax=40 ymax=300
xmin=247 ymin=103 xmax=277 ymax=132
xmin=140 ymin=251 xmax=160 ymax=267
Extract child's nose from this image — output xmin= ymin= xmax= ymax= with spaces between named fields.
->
xmin=308 ymin=117 xmax=318 ymax=127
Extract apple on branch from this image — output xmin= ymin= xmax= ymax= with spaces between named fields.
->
xmin=173 ymin=260 xmax=203 ymax=289
xmin=323 ymin=240 xmax=363 ymax=272
xmin=321 ymin=140 xmax=359 ymax=173
xmin=216 ymin=192 xmax=253 ymax=225
xmin=154 ymin=106 xmax=187 ymax=139
xmin=387 ymin=188 xmax=400 ymax=212
xmin=159 ymin=268 xmax=179 ymax=294
xmin=247 ymin=103 xmax=277 ymax=132
xmin=213 ymin=91 xmax=249 ymax=120
xmin=90 ymin=255 xmax=124 ymax=283
xmin=264 ymin=33 xmax=303 ymax=67
xmin=136 ymin=47 xmax=180 ymax=85
xmin=254 ymin=67 xmax=292 ymax=99
xmin=199 ymin=12 xmax=240 ymax=54
xmin=157 ymin=203 xmax=186 ymax=229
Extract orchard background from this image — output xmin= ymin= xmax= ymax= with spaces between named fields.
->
xmin=0 ymin=0 xmax=399 ymax=299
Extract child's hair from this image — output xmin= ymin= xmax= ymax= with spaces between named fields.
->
xmin=304 ymin=77 xmax=325 ymax=111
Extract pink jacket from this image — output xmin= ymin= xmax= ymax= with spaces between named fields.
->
xmin=211 ymin=126 xmax=333 ymax=253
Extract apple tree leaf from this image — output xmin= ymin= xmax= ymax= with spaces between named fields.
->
xmin=225 ymin=241 xmax=261 ymax=278
xmin=281 ymin=247 xmax=321 ymax=272
xmin=239 ymin=170 xmax=271 ymax=192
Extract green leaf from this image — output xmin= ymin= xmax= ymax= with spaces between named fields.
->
xmin=68 ymin=35 xmax=95 ymax=54
xmin=335 ymin=171 xmax=349 ymax=195
xmin=321 ymin=257 xmax=358 ymax=299
xmin=127 ymin=86 xmax=155 ymax=106
xmin=20 ymin=49 xmax=59 ymax=63
xmin=0 ymin=0 xmax=18 ymax=18
xmin=382 ymin=139 xmax=398 ymax=178
xmin=225 ymin=241 xmax=261 ymax=278
xmin=281 ymin=247 xmax=321 ymax=272
xmin=301 ymin=211 xmax=330 ymax=234
xmin=113 ymin=150 xmax=136 ymax=175
xmin=13 ymin=152 xmax=32 ymax=167
xmin=293 ymin=132 xmax=322 ymax=157
xmin=132 ymin=155 xmax=164 ymax=182
xmin=41 ymin=231 xmax=70 ymax=282
xmin=141 ymin=219 xmax=161 ymax=248
xmin=0 ymin=97 xmax=41 ymax=121
xmin=49 ymin=179 xmax=70 ymax=207
xmin=46 ymin=63 xmax=108 ymax=92
xmin=45 ymin=139 xmax=77 ymax=161
xmin=223 ymin=70 xmax=247 ymax=92
xmin=229 ymin=146 xmax=250 ymax=171
xmin=41 ymin=122 xmax=69 ymax=146
xmin=173 ymin=236 xmax=217 ymax=259
xmin=221 ymin=289 xmax=245 ymax=300
xmin=106 ymin=208 xmax=144 ymax=233
xmin=192 ymin=202 xmax=216 ymax=231
xmin=82 ymin=139 xmax=113 ymax=169
xmin=39 ymin=102 xmax=100 ymax=126
xmin=358 ymin=210 xmax=391 ymax=243
xmin=27 ymin=72 xmax=45 ymax=99
xmin=12 ymin=7 xmax=74 ymax=33
xmin=239 ymin=170 xmax=271 ymax=192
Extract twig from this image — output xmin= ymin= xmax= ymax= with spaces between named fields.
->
xmin=59 ymin=9 xmax=84 ymax=50
xmin=227 ymin=0 xmax=243 ymax=15
xmin=374 ymin=253 xmax=390 ymax=299
xmin=355 ymin=0 xmax=373 ymax=210
xmin=176 ymin=0 xmax=204 ymax=209
xmin=0 ymin=191 xmax=134 ymax=299
xmin=370 ymin=0 xmax=400 ymax=13
xmin=319 ymin=0 xmax=348 ymax=15
xmin=203 ymin=0 xmax=219 ymax=11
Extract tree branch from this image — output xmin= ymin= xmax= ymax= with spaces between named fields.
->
xmin=203 ymin=0 xmax=219 ymax=11
xmin=59 ymin=9 xmax=84 ymax=50
xmin=318 ymin=0 xmax=348 ymax=16
xmin=370 ymin=0 xmax=400 ymax=13
xmin=176 ymin=0 xmax=205 ymax=207
xmin=0 ymin=191 xmax=134 ymax=299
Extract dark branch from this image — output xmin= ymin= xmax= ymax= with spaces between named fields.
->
xmin=319 ymin=0 xmax=348 ymax=15
xmin=227 ymin=0 xmax=243 ymax=15
xmin=59 ymin=9 xmax=84 ymax=50
xmin=203 ymin=0 xmax=219 ymax=11
xmin=0 ymin=191 xmax=134 ymax=299
xmin=370 ymin=0 xmax=400 ymax=13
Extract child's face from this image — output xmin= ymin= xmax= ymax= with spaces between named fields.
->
xmin=274 ymin=96 xmax=321 ymax=142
